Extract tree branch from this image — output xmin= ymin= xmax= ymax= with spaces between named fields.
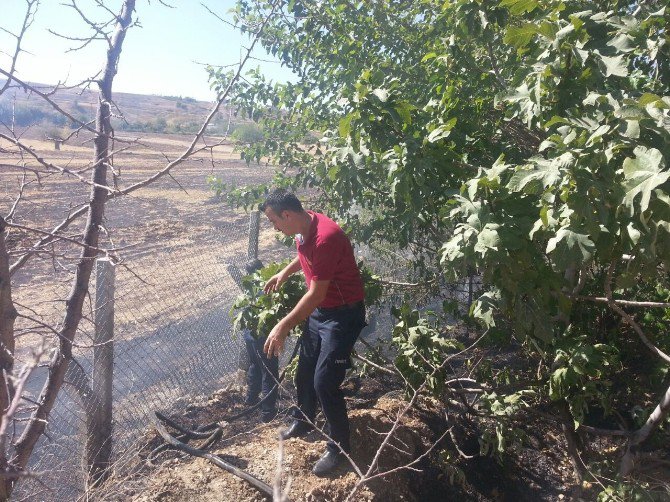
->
xmin=0 ymin=0 xmax=38 ymax=97
xmin=621 ymin=382 xmax=670 ymax=476
xmin=345 ymin=330 xmax=489 ymax=500
xmin=603 ymin=262 xmax=670 ymax=364
xmin=575 ymin=295 xmax=670 ymax=309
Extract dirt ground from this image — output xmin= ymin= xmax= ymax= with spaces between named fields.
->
xmin=99 ymin=368 xmax=578 ymax=502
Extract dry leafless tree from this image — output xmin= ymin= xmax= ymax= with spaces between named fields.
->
xmin=0 ymin=0 xmax=278 ymax=497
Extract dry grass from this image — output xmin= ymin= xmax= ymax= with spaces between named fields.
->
xmin=1 ymin=131 xmax=278 ymax=361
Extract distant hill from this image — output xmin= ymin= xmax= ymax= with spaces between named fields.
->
xmin=0 ymin=80 xmax=238 ymax=135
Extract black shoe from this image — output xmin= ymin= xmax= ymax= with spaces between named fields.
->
xmin=279 ymin=420 xmax=312 ymax=440
xmin=312 ymin=450 xmax=345 ymax=477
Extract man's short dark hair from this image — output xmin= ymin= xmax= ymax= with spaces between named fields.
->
xmin=259 ymin=188 xmax=304 ymax=214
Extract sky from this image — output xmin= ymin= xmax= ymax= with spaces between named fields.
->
xmin=0 ymin=0 xmax=297 ymax=101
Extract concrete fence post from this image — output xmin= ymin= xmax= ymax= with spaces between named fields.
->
xmin=247 ymin=210 xmax=261 ymax=266
xmin=86 ymin=257 xmax=115 ymax=486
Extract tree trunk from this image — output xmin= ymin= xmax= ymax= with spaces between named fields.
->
xmin=621 ymin=382 xmax=670 ymax=476
xmin=8 ymin=1 xmax=135 ymax=496
xmin=557 ymin=401 xmax=586 ymax=484
xmin=0 ymin=217 xmax=18 ymax=500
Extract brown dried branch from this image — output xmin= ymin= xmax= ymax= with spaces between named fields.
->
xmin=576 ymin=295 xmax=670 ymax=309
xmin=9 ymin=206 xmax=88 ymax=277
xmin=448 ymin=426 xmax=476 ymax=459
xmin=603 ymin=262 xmax=670 ymax=364
xmin=0 ymin=133 xmax=117 ymax=192
xmin=621 ymin=382 xmax=670 ymax=476
xmin=352 ymin=352 xmax=398 ymax=376
xmin=9 ymin=0 xmax=276 ymax=276
xmin=7 ymin=0 xmax=283 ymax=491
xmin=11 ymin=0 xmax=137 ymax=477
xmin=62 ymin=356 xmax=95 ymax=409
xmin=96 ymin=0 xmax=277 ymax=196
xmin=47 ymin=30 xmax=107 ymax=51
xmin=0 ymin=343 xmax=43 ymax=498
xmin=0 ymin=72 xmax=131 ymax=146
xmin=50 ymin=0 xmax=115 ymax=50
xmin=5 ymin=172 xmax=31 ymax=222
xmin=4 ymin=221 xmax=116 ymax=257
xmin=15 ymin=312 xmax=111 ymax=351
xmin=0 ymin=70 xmax=99 ymax=136
xmin=200 ymin=3 xmax=239 ymax=29
xmin=577 ymin=424 xmax=630 ymax=437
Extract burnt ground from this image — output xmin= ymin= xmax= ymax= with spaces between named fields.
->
xmin=95 ymin=365 xmax=579 ymax=502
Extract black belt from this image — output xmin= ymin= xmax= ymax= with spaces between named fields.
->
xmin=318 ymin=300 xmax=364 ymax=312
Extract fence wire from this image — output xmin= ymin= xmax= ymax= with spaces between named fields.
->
xmin=14 ymin=216 xmax=295 ymax=501
xmin=12 ymin=212 xmax=479 ymax=501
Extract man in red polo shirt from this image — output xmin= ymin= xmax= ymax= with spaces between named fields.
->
xmin=260 ymin=189 xmax=366 ymax=476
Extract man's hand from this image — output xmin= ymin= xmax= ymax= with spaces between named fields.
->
xmin=263 ymin=257 xmax=302 ymax=294
xmin=263 ymin=271 xmax=287 ymax=294
xmin=264 ymin=323 xmax=289 ymax=357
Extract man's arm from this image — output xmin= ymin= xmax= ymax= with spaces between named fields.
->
xmin=263 ymin=256 xmax=301 ymax=294
xmin=264 ymin=279 xmax=330 ymax=357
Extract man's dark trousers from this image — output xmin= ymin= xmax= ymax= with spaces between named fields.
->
xmin=244 ymin=330 xmax=279 ymax=416
xmin=295 ymin=302 xmax=366 ymax=454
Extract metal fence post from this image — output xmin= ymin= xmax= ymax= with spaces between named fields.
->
xmin=86 ymin=257 xmax=115 ymax=486
xmin=468 ymin=273 xmax=474 ymax=309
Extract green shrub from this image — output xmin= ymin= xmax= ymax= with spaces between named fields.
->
xmin=231 ymin=122 xmax=265 ymax=143
xmin=231 ymin=261 xmax=306 ymax=339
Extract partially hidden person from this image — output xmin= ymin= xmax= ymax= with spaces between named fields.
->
xmin=242 ymin=259 xmax=279 ymax=423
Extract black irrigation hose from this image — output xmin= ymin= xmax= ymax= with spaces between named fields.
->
xmin=154 ymin=411 xmax=215 ymax=440
xmin=153 ymin=417 xmax=277 ymax=500
xmin=150 ymin=338 xmax=302 ymax=458
xmin=197 ymin=428 xmax=224 ymax=450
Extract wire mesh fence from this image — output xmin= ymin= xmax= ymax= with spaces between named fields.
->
xmin=14 ymin=214 xmax=295 ymax=501
xmin=11 ymin=208 xmax=480 ymax=501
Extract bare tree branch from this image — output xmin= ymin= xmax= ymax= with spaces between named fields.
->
xmin=575 ymin=295 xmax=670 ymax=309
xmin=345 ymin=330 xmax=489 ymax=500
xmin=50 ymin=0 xmax=115 ymax=50
xmin=5 ymin=172 xmax=31 ymax=222
xmin=0 ymin=133 xmax=117 ymax=192
xmin=0 ymin=0 xmax=39 ymax=97
xmin=4 ymin=221 xmax=115 ymax=257
xmin=604 ymin=262 xmax=670 ymax=364
xmin=0 ymin=344 xmax=43 ymax=495
xmin=621 ymin=382 xmax=670 ymax=476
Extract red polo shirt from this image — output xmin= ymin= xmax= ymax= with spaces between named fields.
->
xmin=297 ymin=211 xmax=365 ymax=308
